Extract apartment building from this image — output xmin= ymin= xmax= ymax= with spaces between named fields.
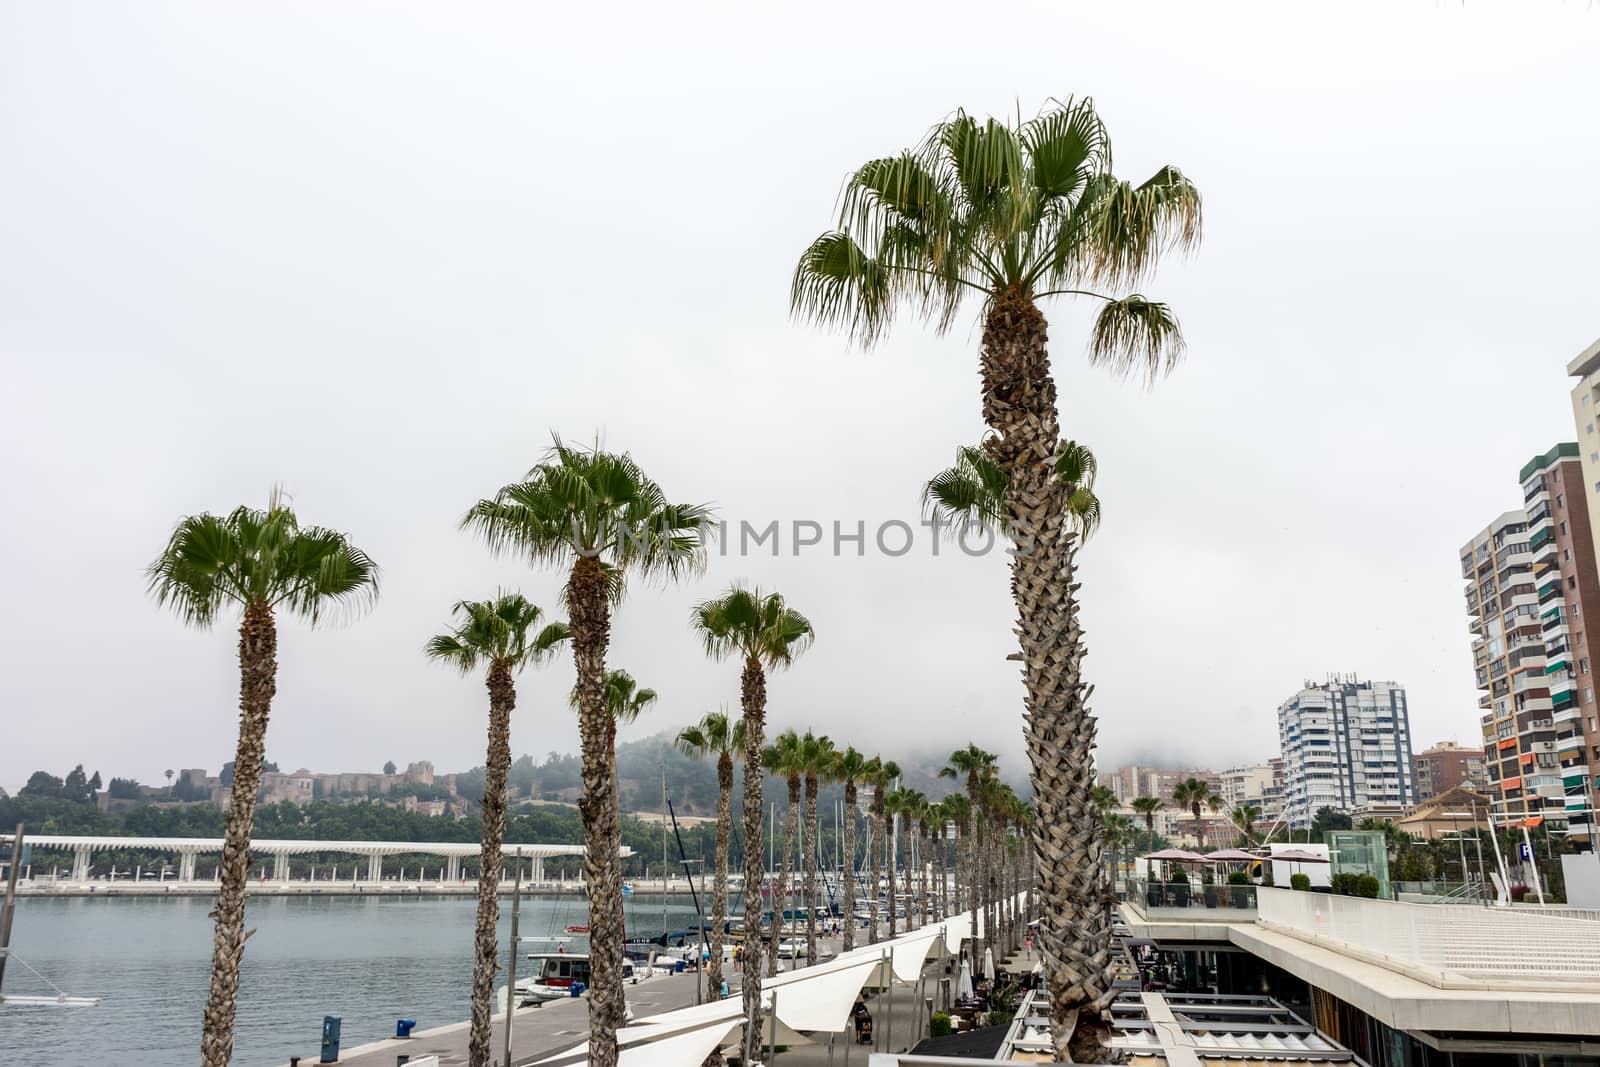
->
xmin=1277 ymin=677 xmax=1416 ymax=828
xmin=1413 ymin=741 xmax=1487 ymax=801
xmin=1518 ymin=445 xmax=1599 ymax=835
xmin=1096 ymin=765 xmax=1221 ymax=807
xmin=1218 ymin=760 xmax=1284 ymax=823
xmin=1566 ymin=337 xmax=1600 ymax=573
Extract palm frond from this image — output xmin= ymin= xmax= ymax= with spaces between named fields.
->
xmin=1084 ymin=164 xmax=1202 ymax=289
xmin=1087 ymin=295 xmax=1185 ymax=385
xmin=922 ymin=444 xmax=1009 ymax=535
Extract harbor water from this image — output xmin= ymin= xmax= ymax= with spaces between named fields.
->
xmin=0 ymin=892 xmax=704 ymax=1067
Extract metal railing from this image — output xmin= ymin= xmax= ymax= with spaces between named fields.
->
xmin=1255 ymin=886 xmax=1600 ymax=984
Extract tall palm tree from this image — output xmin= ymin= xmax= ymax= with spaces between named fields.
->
xmin=762 ymin=730 xmax=804 ymax=969
xmin=690 ymin=585 xmax=813 ymax=1042
xmin=464 ymin=438 xmax=710 ymax=1067
xmin=147 ymin=494 xmax=378 ymax=1067
xmin=426 ymin=595 xmax=569 ymax=1067
xmin=1173 ymin=778 xmax=1223 ymax=847
xmin=1131 ymin=796 xmax=1164 ymax=854
xmin=886 ymin=787 xmax=920 ymax=932
xmin=943 ymin=792 xmax=972 ymax=919
xmin=915 ymin=794 xmax=935 ymax=928
xmin=572 ymin=668 xmax=659 ymax=806
xmin=798 ymin=730 xmax=834 ymax=965
xmin=1102 ymin=813 xmax=1135 ymax=883
xmin=1091 ymin=785 xmax=1119 ymax=814
xmin=981 ymin=779 xmax=1017 ymax=950
xmin=795 ymin=98 xmax=1199 ymax=1062
xmin=868 ymin=758 xmax=901 ymax=938
xmin=675 ymin=710 xmax=745 ymax=1001
xmin=1232 ymin=804 xmax=1262 ymax=847
xmin=940 ymin=744 xmax=996 ymax=963
xmin=829 ymin=746 xmax=870 ymax=952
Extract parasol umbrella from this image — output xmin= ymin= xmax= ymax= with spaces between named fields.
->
xmin=1273 ymin=847 xmax=1330 ymax=884
xmin=982 ymin=946 xmax=996 ymax=982
xmin=956 ymin=959 xmax=974 ymax=999
xmin=1204 ymin=849 xmax=1259 ymax=862
xmin=1143 ymin=847 xmax=1207 ymax=885
xmin=1272 ymin=849 xmax=1330 ymax=862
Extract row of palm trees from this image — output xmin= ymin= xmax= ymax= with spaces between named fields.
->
xmin=674 ymin=720 xmax=1040 ymax=1028
xmin=153 ymin=95 xmax=1198 ymax=1067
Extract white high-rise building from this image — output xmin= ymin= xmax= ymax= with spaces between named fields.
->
xmin=1278 ymin=677 xmax=1417 ymax=828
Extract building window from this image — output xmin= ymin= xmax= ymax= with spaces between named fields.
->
xmin=1571 ymin=576 xmax=1578 ymax=590
xmin=1561 ymin=521 xmax=1569 ymax=534
xmin=1558 ymin=494 xmax=1566 ymax=509
xmin=1588 ymin=688 xmax=1594 ymax=704
xmin=1583 ymin=657 xmax=1591 ymax=674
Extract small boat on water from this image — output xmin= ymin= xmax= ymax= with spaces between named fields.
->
xmin=499 ymin=950 xmax=639 ymax=1010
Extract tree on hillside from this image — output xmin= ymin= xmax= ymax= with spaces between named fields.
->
xmin=794 ymin=97 xmax=1199 ymax=1062
xmin=383 ymin=760 xmax=397 ymax=775
xmin=149 ymin=491 xmax=379 ymax=1067
xmin=20 ymin=771 xmax=64 ymax=799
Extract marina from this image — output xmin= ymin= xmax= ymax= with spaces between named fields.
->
xmin=0 ymin=892 xmax=705 ymax=1067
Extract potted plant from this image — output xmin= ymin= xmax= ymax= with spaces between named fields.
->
xmin=1228 ymin=870 xmax=1251 ymax=908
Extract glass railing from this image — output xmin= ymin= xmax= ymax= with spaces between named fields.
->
xmin=1122 ymin=878 xmax=1258 ymax=917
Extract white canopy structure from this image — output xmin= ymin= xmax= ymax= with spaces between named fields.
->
xmin=536 ymin=891 xmax=1028 ymax=1066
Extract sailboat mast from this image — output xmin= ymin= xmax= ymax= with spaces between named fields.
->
xmin=661 ymin=760 xmax=668 ymax=938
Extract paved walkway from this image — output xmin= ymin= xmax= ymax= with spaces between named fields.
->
xmin=271 ymin=920 xmax=964 ymax=1067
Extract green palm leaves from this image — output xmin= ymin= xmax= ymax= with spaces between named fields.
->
xmin=572 ymin=669 xmax=658 ymax=724
xmin=792 ymin=96 xmax=1200 ymax=378
xmin=463 ymin=437 xmax=713 ymax=583
xmin=691 ymin=584 xmax=815 ymax=668
xmin=424 ymin=594 xmax=570 ymax=674
xmin=675 ymin=710 xmax=745 ymax=761
xmin=148 ymin=495 xmax=379 ymax=625
xmin=923 ymin=440 xmax=1102 ymax=541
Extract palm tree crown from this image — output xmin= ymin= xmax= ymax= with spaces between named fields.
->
xmin=148 ymin=495 xmax=379 ymax=624
xmin=425 ymin=594 xmax=570 ymax=674
xmin=462 ymin=436 xmax=712 ymax=584
xmin=791 ymin=97 xmax=1200 ymax=375
xmin=691 ymin=585 xmax=815 ymax=668
xmin=571 ymin=668 xmax=658 ymax=724
xmin=675 ymin=711 xmax=745 ymax=763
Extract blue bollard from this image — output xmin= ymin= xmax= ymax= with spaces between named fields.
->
xmin=396 ymin=1018 xmax=416 ymax=1038
xmin=319 ymin=1015 xmax=342 ymax=1063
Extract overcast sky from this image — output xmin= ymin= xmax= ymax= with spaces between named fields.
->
xmin=3 ymin=2 xmax=1599 ymax=793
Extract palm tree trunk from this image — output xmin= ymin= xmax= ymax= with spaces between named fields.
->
xmin=804 ymin=775 xmax=819 ymax=965
xmin=467 ymin=662 xmax=515 ymax=1067
xmin=568 ymin=557 xmax=625 ymax=1067
xmin=866 ymin=795 xmax=880 ymax=945
xmin=983 ymin=288 xmax=1113 ymax=1062
xmin=771 ymin=780 xmax=799 ymax=970
xmin=842 ymin=783 xmax=857 ymax=952
xmin=885 ymin=807 xmax=897 ymax=936
xmin=739 ymin=657 xmax=768 ymax=1045
xmin=969 ymin=792 xmax=983 ymax=967
xmin=199 ymin=601 xmax=276 ymax=1067
xmin=921 ymin=825 xmax=934 ymax=927
xmin=710 ymin=752 xmax=733 ymax=1000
